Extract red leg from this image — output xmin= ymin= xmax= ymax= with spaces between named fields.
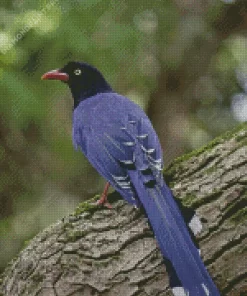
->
xmin=96 ymin=182 xmax=112 ymax=209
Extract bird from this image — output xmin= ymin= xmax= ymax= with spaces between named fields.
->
xmin=42 ymin=61 xmax=220 ymax=296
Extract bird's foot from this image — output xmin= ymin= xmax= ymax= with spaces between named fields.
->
xmin=96 ymin=194 xmax=112 ymax=209
xmin=96 ymin=182 xmax=112 ymax=209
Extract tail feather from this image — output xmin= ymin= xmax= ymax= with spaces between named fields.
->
xmin=171 ymin=187 xmax=203 ymax=237
xmin=129 ymin=171 xmax=220 ymax=296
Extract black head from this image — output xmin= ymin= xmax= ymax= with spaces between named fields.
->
xmin=42 ymin=61 xmax=113 ymax=108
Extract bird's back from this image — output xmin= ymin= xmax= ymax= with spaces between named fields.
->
xmin=72 ymin=92 xmax=162 ymax=159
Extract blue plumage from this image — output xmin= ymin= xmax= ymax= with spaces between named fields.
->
xmin=73 ymin=93 xmax=219 ymax=295
xmin=42 ymin=62 xmax=220 ymax=296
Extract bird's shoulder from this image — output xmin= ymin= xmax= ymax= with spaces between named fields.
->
xmin=73 ymin=92 xmax=146 ymax=128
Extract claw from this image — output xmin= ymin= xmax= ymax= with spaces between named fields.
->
xmin=96 ymin=198 xmax=112 ymax=209
xmin=96 ymin=182 xmax=112 ymax=209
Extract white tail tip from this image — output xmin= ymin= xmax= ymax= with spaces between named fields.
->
xmin=172 ymin=287 xmax=189 ymax=296
xmin=189 ymin=214 xmax=203 ymax=235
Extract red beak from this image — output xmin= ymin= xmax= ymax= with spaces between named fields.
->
xmin=41 ymin=69 xmax=69 ymax=82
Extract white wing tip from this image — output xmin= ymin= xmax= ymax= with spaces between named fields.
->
xmin=172 ymin=284 xmax=210 ymax=296
xmin=202 ymin=283 xmax=210 ymax=296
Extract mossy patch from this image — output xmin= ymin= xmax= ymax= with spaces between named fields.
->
xmin=93 ymin=260 xmax=109 ymax=267
xmin=204 ymin=165 xmax=217 ymax=175
xmin=31 ymin=273 xmax=45 ymax=283
xmin=181 ymin=194 xmax=198 ymax=208
xmin=73 ymin=195 xmax=100 ymax=216
xmin=22 ymin=239 xmax=31 ymax=250
xmin=181 ymin=192 xmax=219 ymax=208
xmin=229 ymin=207 xmax=247 ymax=225
xmin=164 ymin=122 xmax=247 ymax=181
xmin=66 ymin=229 xmax=87 ymax=242
xmin=72 ymin=191 xmax=122 ymax=217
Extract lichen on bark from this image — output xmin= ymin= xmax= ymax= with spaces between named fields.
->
xmin=0 ymin=124 xmax=247 ymax=296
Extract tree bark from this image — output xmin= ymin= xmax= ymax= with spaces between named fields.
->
xmin=1 ymin=124 xmax=247 ymax=296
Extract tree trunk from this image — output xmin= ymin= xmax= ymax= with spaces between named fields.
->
xmin=1 ymin=124 xmax=247 ymax=296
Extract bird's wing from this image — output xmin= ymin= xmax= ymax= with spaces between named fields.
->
xmin=73 ymin=95 xmax=163 ymax=204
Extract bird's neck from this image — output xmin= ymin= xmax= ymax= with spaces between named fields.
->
xmin=70 ymin=81 xmax=113 ymax=109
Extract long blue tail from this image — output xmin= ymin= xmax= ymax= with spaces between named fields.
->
xmin=129 ymin=171 xmax=220 ymax=296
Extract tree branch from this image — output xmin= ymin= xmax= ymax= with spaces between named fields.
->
xmin=1 ymin=123 xmax=247 ymax=296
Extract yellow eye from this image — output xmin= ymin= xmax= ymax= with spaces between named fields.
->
xmin=74 ymin=69 xmax=82 ymax=75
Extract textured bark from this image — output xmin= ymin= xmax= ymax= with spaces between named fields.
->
xmin=1 ymin=124 xmax=247 ymax=296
